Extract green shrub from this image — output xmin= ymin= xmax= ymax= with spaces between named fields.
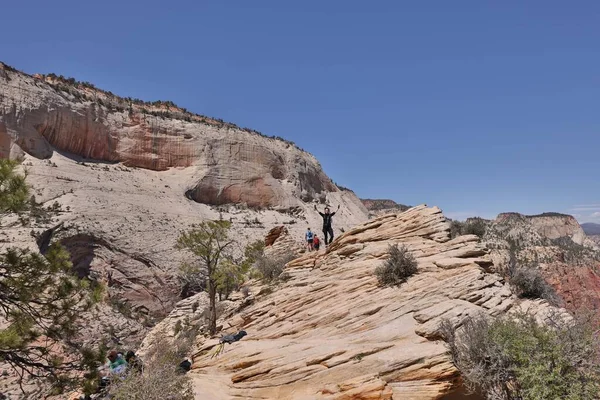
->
xmin=449 ymin=218 xmax=487 ymax=239
xmin=509 ymin=267 xmax=559 ymax=305
xmin=463 ymin=218 xmax=487 ymax=238
xmin=375 ymin=244 xmax=417 ymax=286
xmin=440 ymin=312 xmax=600 ymax=400
xmin=255 ymin=254 xmax=296 ymax=282
xmin=450 ymin=220 xmax=465 ymax=239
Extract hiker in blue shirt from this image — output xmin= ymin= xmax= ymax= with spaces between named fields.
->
xmin=305 ymin=228 xmax=314 ymax=251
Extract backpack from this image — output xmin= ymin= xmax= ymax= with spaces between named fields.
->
xmin=313 ymin=236 xmax=320 ymax=245
xmin=306 ymin=230 xmax=313 ymax=240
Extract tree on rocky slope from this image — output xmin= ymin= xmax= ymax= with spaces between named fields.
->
xmin=176 ymin=221 xmax=235 ymax=335
xmin=0 ymin=159 xmax=103 ymax=392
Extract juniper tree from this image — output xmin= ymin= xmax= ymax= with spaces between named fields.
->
xmin=176 ymin=221 xmax=235 ymax=335
xmin=0 ymin=159 xmax=103 ymax=391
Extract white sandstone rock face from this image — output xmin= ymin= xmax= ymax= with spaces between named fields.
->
xmin=0 ymin=62 xmax=369 ymax=322
xmin=0 ymin=63 xmax=369 ymax=213
xmin=185 ymin=206 xmax=544 ymax=400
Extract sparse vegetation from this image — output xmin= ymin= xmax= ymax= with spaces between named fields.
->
xmin=440 ymin=311 xmax=600 ymax=400
xmin=449 ymin=217 xmax=488 ymax=239
xmin=375 ymin=244 xmax=418 ymax=286
xmin=107 ymin=334 xmax=195 ymax=400
xmin=552 ymin=236 xmax=600 ymax=263
xmin=242 ymin=239 xmax=295 ymax=283
xmin=508 ymin=268 xmax=559 ymax=305
xmin=506 ymin=242 xmax=559 ymax=305
xmin=255 ymin=253 xmax=296 ymax=282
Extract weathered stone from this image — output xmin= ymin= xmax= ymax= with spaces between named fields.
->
xmin=185 ymin=206 xmax=536 ymax=399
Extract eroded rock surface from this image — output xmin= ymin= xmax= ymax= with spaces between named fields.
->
xmin=190 ymin=206 xmax=518 ymax=400
xmin=0 ymin=63 xmax=364 ymax=210
xmin=485 ymin=212 xmax=600 ymax=320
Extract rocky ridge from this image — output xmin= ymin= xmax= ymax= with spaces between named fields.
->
xmin=484 ymin=212 xmax=600 ymax=316
xmin=0 ymin=62 xmax=366 ymax=211
xmin=186 ymin=205 xmax=531 ymax=400
xmin=361 ymin=198 xmax=410 ymax=218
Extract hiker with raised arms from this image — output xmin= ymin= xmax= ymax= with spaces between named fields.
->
xmin=314 ymin=204 xmax=340 ymax=245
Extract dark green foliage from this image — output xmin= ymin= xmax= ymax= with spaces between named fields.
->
xmin=0 ymin=159 xmax=103 ymax=390
xmin=0 ymin=159 xmax=29 ymax=216
xmin=508 ymin=268 xmax=559 ymax=305
xmin=375 ymin=244 xmax=418 ymax=286
xmin=441 ymin=312 xmax=600 ymax=400
xmin=213 ymin=258 xmax=246 ymax=301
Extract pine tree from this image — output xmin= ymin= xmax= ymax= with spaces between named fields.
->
xmin=0 ymin=159 xmax=103 ymax=392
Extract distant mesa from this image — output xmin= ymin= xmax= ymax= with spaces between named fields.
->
xmin=361 ymin=198 xmax=410 ymax=217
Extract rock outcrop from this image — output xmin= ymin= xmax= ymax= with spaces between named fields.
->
xmin=189 ymin=206 xmax=520 ymax=399
xmin=495 ymin=212 xmax=592 ymax=247
xmin=264 ymin=226 xmax=305 ymax=259
xmin=485 ymin=212 xmax=600 ymax=319
xmin=0 ymin=62 xmax=369 ymax=211
xmin=361 ymin=198 xmax=410 ymax=218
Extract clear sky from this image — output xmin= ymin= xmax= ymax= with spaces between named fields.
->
xmin=1 ymin=1 xmax=599 ymax=222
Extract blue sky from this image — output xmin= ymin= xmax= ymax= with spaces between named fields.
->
xmin=1 ymin=1 xmax=599 ymax=222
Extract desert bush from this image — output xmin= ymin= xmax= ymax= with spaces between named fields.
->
xmin=375 ymin=244 xmax=417 ymax=286
xmin=108 ymin=330 xmax=195 ymax=400
xmin=509 ymin=267 xmax=558 ymax=305
xmin=449 ymin=220 xmax=465 ymax=239
xmin=463 ymin=218 xmax=487 ymax=238
xmin=255 ymin=254 xmax=296 ymax=282
xmin=440 ymin=312 xmax=600 ymax=400
xmin=449 ymin=218 xmax=487 ymax=239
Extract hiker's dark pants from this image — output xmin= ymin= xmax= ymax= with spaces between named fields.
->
xmin=323 ymin=226 xmax=334 ymax=245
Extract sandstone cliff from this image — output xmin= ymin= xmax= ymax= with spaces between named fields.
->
xmin=495 ymin=212 xmax=592 ymax=247
xmin=0 ymin=62 xmax=369 ymax=323
xmin=0 ymin=62 xmax=368 ymax=211
xmin=485 ymin=212 xmax=600 ymax=318
xmin=187 ymin=206 xmax=525 ymax=400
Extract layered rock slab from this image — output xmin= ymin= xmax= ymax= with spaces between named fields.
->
xmin=191 ymin=206 xmax=516 ymax=399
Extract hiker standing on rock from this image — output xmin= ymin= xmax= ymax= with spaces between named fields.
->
xmin=305 ymin=227 xmax=314 ymax=251
xmin=314 ymin=204 xmax=340 ymax=245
